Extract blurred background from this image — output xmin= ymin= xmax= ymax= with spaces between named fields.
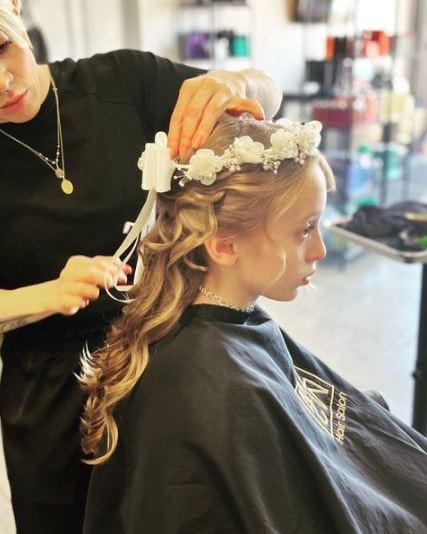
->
xmin=18 ymin=0 xmax=427 ymax=427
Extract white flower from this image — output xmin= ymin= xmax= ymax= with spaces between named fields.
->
xmin=188 ymin=149 xmax=223 ymax=185
xmin=296 ymin=121 xmax=322 ymax=156
xmin=275 ymin=117 xmax=293 ymax=128
xmin=269 ymin=128 xmax=299 ymax=160
xmin=231 ymin=136 xmax=265 ymax=164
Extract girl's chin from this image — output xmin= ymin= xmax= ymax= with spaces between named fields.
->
xmin=263 ymin=288 xmax=297 ymax=302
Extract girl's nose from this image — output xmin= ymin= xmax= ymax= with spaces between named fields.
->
xmin=308 ymin=230 xmax=327 ymax=263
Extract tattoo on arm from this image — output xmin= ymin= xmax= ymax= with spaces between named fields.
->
xmin=0 ymin=313 xmax=50 ymax=334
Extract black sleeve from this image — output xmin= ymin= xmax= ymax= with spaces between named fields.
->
xmin=76 ymin=49 xmax=205 ymax=141
xmin=113 ymin=49 xmax=205 ymax=138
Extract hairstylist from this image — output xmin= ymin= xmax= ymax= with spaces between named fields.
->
xmin=0 ymin=1 xmax=282 ymax=533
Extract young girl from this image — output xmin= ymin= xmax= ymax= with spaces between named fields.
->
xmin=81 ymin=118 xmax=427 ymax=534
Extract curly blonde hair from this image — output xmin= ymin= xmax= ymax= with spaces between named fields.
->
xmin=80 ymin=118 xmax=335 ymax=464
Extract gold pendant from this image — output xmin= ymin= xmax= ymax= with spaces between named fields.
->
xmin=61 ymin=179 xmax=74 ymax=195
xmin=55 ymin=166 xmax=73 ymax=194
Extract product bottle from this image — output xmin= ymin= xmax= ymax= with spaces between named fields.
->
xmin=347 ymin=144 xmax=374 ymax=194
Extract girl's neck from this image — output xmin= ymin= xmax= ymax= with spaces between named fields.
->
xmin=194 ymin=276 xmax=257 ymax=312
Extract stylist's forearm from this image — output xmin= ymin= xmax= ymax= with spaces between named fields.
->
xmin=0 ymin=282 xmax=57 ymax=333
xmin=239 ymin=68 xmax=282 ymax=119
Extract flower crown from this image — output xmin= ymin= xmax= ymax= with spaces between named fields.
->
xmin=137 ymin=119 xmax=322 ymax=192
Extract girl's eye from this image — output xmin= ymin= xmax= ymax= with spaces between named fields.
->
xmin=300 ymin=224 xmax=314 ymax=239
xmin=0 ymin=40 xmax=11 ymax=54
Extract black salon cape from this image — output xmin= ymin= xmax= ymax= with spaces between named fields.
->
xmin=83 ymin=305 xmax=427 ymax=534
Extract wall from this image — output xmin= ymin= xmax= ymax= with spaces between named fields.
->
xmin=25 ymin=0 xmax=418 ymax=96
xmin=251 ymin=0 xmax=304 ymax=92
xmin=24 ymin=0 xmax=125 ymax=61
xmin=24 ymin=0 xmax=71 ymax=60
xmin=138 ymin=0 xmax=178 ymax=60
xmin=137 ymin=0 xmax=305 ymax=92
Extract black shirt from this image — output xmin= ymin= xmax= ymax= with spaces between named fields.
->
xmin=0 ymin=50 xmax=203 ymax=342
xmin=83 ymin=305 xmax=427 ymax=534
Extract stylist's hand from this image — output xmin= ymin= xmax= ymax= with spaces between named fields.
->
xmin=52 ymin=255 xmax=131 ymax=316
xmin=168 ymin=70 xmax=265 ymax=158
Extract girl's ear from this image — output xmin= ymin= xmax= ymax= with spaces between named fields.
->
xmin=204 ymin=234 xmax=238 ymax=267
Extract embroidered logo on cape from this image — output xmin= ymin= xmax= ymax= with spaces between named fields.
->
xmin=294 ymin=366 xmax=347 ymax=445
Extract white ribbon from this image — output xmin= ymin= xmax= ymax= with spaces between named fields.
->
xmin=108 ymin=132 xmax=176 ymax=302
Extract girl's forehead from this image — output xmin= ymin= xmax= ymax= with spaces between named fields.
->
xmin=302 ymin=167 xmax=327 ymax=211
xmin=278 ymin=166 xmax=328 ymax=225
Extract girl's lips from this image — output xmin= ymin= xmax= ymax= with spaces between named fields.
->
xmin=2 ymin=90 xmax=27 ymax=110
xmin=301 ymin=271 xmax=315 ymax=285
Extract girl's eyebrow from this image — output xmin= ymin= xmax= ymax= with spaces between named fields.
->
xmin=298 ymin=211 xmax=322 ymax=223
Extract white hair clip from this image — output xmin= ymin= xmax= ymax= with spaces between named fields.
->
xmin=137 ymin=132 xmax=176 ymax=192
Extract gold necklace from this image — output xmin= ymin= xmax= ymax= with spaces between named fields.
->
xmin=0 ymin=75 xmax=74 ymax=195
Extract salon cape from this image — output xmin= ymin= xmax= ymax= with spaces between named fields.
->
xmin=83 ymin=305 xmax=427 ymax=534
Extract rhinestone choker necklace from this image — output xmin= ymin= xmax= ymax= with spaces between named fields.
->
xmin=199 ymin=285 xmax=256 ymax=313
xmin=0 ymin=74 xmax=73 ymax=195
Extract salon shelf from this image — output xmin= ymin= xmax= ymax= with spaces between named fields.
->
xmin=176 ymin=0 xmax=253 ymax=70
xmin=179 ymin=1 xmax=249 ymax=6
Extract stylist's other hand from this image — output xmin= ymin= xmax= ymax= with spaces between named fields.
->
xmin=52 ymin=255 xmax=131 ymax=316
xmin=168 ymin=70 xmax=265 ymax=158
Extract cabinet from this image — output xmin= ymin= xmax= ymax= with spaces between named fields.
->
xmin=177 ymin=1 xmax=253 ymax=70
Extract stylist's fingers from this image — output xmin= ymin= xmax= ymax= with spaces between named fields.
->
xmin=182 ymin=88 xmax=230 ymax=153
xmin=168 ymin=77 xmax=213 ymax=158
xmin=178 ymin=78 xmax=238 ymax=156
xmin=57 ymin=282 xmax=101 ymax=316
xmin=191 ymin=96 xmax=265 ymax=148
xmin=169 ymin=76 xmax=266 ymax=158
xmin=55 ymin=255 xmax=131 ymax=315
xmin=168 ymin=78 xmax=200 ymax=157
xmin=60 ymin=255 xmax=126 ymax=286
xmin=225 ymin=98 xmax=265 ymax=120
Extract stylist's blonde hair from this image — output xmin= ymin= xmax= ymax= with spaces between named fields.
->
xmin=80 ymin=118 xmax=335 ymax=464
xmin=0 ymin=0 xmax=31 ymax=49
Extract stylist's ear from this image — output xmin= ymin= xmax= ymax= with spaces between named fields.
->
xmin=204 ymin=235 xmax=238 ymax=267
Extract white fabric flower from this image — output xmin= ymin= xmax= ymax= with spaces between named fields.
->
xmin=231 ymin=136 xmax=265 ymax=164
xmin=296 ymin=120 xmax=322 ymax=156
xmin=269 ymin=128 xmax=299 ymax=160
xmin=188 ymin=149 xmax=223 ymax=185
